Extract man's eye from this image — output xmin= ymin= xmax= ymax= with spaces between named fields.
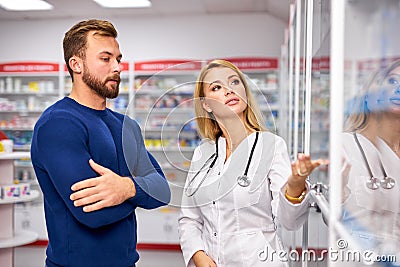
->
xmin=102 ymin=58 xmax=110 ymax=62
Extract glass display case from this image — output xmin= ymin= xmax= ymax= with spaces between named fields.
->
xmin=281 ymin=1 xmax=400 ymax=266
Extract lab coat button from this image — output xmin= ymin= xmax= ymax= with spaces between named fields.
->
xmin=214 ymin=232 xmax=217 ymax=236
xmin=213 ymin=201 xmax=215 ymax=204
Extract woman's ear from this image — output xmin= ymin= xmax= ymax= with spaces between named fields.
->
xmin=69 ymin=56 xmax=82 ymax=74
xmin=202 ymin=101 xmax=212 ymax=113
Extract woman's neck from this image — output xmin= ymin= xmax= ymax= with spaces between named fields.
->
xmin=361 ymin=113 xmax=400 ymax=156
xmin=377 ymin=115 xmax=400 ymax=156
xmin=218 ymin=116 xmax=253 ymax=160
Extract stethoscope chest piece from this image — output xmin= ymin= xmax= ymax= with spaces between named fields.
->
xmin=353 ymin=133 xmax=396 ymax=191
xmin=381 ymin=177 xmax=396 ymax=189
xmin=237 ymin=175 xmax=251 ymax=187
xmin=236 ymin=132 xmax=259 ymax=188
xmin=366 ymin=177 xmax=380 ymax=190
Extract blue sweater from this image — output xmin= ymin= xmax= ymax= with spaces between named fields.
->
xmin=31 ymin=97 xmax=171 ymax=267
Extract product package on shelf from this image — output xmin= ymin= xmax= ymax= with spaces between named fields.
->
xmin=1 ymin=183 xmax=30 ymax=200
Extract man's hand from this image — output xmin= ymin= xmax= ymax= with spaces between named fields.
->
xmin=70 ymin=159 xmax=136 ymax=212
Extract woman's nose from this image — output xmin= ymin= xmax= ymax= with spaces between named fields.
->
xmin=224 ymin=86 xmax=234 ymax=95
xmin=395 ymin=85 xmax=400 ymax=94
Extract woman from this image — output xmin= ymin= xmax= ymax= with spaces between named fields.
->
xmin=178 ymin=59 xmax=323 ymax=267
xmin=341 ymin=60 xmax=400 ymax=257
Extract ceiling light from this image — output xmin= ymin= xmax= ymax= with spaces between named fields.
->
xmin=0 ymin=0 xmax=53 ymax=11
xmin=93 ymin=0 xmax=151 ymax=8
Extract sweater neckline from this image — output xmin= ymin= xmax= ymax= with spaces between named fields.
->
xmin=63 ymin=96 xmax=109 ymax=117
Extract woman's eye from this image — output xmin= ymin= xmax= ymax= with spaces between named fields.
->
xmin=212 ymin=85 xmax=221 ymax=91
xmin=102 ymin=57 xmax=110 ymax=62
xmin=231 ymin=79 xmax=240 ymax=86
xmin=388 ymin=77 xmax=399 ymax=85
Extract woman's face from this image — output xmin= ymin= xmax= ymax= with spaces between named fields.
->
xmin=380 ymin=65 xmax=400 ymax=114
xmin=201 ymin=66 xmax=248 ymax=120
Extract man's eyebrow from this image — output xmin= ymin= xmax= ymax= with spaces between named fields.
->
xmin=99 ymin=51 xmax=112 ymax=55
xmin=99 ymin=51 xmax=123 ymax=59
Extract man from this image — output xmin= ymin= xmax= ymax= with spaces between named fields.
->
xmin=31 ymin=19 xmax=171 ymax=267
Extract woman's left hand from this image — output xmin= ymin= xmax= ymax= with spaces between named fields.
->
xmin=286 ymin=153 xmax=327 ymax=197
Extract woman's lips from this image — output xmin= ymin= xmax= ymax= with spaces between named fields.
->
xmin=389 ymin=97 xmax=400 ymax=105
xmin=225 ymin=97 xmax=240 ymax=106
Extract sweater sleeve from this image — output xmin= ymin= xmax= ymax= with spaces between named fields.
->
xmin=123 ymin=118 xmax=171 ymax=209
xmin=147 ymin=150 xmax=165 ymax=178
xmin=31 ymin=115 xmax=135 ymax=229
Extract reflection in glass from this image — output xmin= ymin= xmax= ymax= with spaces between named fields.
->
xmin=341 ymin=59 xmax=400 ymax=261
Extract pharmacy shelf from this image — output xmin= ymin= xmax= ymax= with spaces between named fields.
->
xmin=0 ymin=92 xmax=59 ymax=96
xmin=0 ymin=127 xmax=33 ymax=131
xmin=0 ymin=190 xmax=39 ymax=205
xmin=0 ymin=230 xmax=38 ymax=249
xmin=0 ymin=152 xmax=30 ymax=160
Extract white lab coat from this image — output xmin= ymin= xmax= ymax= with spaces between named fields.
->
xmin=341 ymin=133 xmax=400 ymax=253
xmin=179 ymin=132 xmax=310 ymax=267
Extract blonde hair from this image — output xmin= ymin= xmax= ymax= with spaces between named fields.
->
xmin=194 ymin=59 xmax=267 ymax=140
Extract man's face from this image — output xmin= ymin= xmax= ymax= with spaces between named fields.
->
xmin=82 ymin=32 xmax=122 ymax=99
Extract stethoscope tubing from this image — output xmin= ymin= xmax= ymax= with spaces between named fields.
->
xmin=353 ymin=132 xmax=395 ymax=190
xmin=185 ymin=132 xmax=259 ymax=197
xmin=185 ymin=151 xmax=218 ymax=197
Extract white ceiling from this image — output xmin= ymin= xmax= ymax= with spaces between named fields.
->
xmin=0 ymin=0 xmax=291 ymax=22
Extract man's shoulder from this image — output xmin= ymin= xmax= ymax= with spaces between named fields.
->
xmin=35 ymin=98 xmax=85 ymax=129
xmin=115 ymin=112 xmax=141 ymax=132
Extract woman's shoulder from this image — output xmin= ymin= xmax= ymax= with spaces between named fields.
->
xmin=191 ymin=138 xmax=216 ymax=163
xmin=259 ymin=131 xmax=285 ymax=143
xmin=195 ymin=138 xmax=215 ymax=151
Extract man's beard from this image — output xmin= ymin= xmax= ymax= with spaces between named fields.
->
xmin=82 ymin=64 xmax=120 ymax=99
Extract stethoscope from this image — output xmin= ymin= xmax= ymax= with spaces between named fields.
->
xmin=185 ymin=132 xmax=259 ymax=197
xmin=353 ymin=132 xmax=396 ymax=190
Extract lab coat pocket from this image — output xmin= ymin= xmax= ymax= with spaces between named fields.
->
xmin=243 ymin=231 xmax=288 ymax=267
xmin=354 ymin=175 xmax=397 ymax=212
xmin=233 ymin=185 xmax=262 ymax=210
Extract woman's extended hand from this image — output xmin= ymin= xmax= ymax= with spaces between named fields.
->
xmin=286 ymin=153 xmax=327 ymax=199
xmin=192 ymin=250 xmax=217 ymax=267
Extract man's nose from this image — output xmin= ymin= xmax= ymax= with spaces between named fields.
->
xmin=112 ymin=59 xmax=122 ymax=73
